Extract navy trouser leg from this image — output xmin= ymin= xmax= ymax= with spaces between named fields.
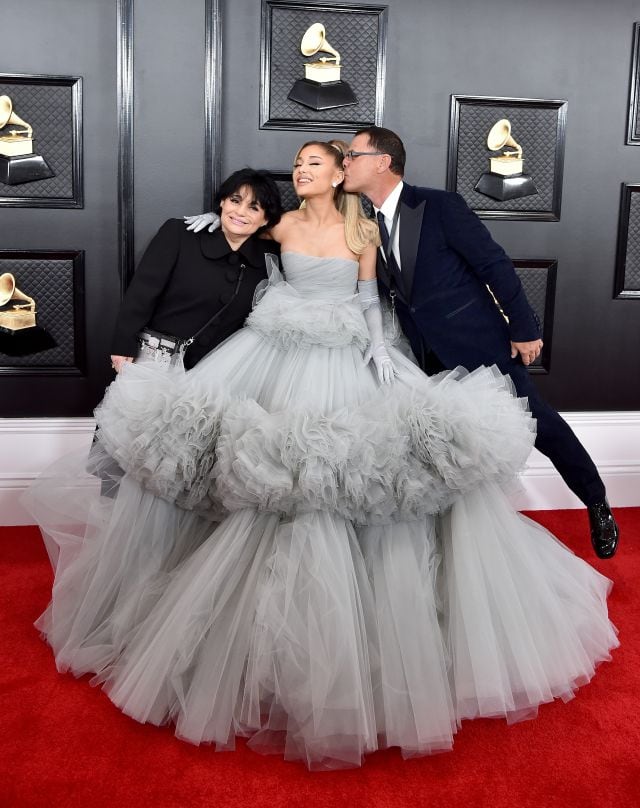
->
xmin=504 ymin=361 xmax=606 ymax=506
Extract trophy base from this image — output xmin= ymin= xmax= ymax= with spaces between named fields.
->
xmin=0 ymin=153 xmax=55 ymax=185
xmin=474 ymin=172 xmax=538 ymax=201
xmin=0 ymin=324 xmax=56 ymax=356
xmin=287 ymin=78 xmax=358 ymax=111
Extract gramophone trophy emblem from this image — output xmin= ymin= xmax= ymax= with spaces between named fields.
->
xmin=0 ymin=95 xmax=55 ymax=185
xmin=287 ymin=23 xmax=358 ymax=111
xmin=474 ymin=119 xmax=537 ymax=201
xmin=0 ymin=273 xmax=56 ymax=356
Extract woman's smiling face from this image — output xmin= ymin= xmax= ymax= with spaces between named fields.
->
xmin=293 ymin=144 xmax=343 ymax=198
xmin=219 ymin=185 xmax=268 ymax=239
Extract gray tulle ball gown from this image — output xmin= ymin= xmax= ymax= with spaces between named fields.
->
xmin=25 ymin=252 xmax=618 ymax=770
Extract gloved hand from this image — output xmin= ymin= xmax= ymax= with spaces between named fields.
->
xmin=363 ymin=342 xmax=395 ymax=385
xmin=358 ymin=278 xmax=396 ymax=385
xmin=183 ymin=212 xmax=220 ymax=233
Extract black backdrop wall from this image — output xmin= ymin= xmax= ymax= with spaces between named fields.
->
xmin=1 ymin=0 xmax=639 ymax=416
xmin=1 ymin=0 xmax=119 ymax=416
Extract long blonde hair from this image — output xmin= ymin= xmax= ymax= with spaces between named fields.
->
xmin=293 ymin=139 xmax=380 ymax=255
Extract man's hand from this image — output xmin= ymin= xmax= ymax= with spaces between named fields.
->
xmin=111 ymin=355 xmax=134 ymax=373
xmin=511 ymin=339 xmax=543 ymax=366
xmin=183 ymin=212 xmax=220 ymax=233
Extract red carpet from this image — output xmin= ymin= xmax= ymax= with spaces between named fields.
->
xmin=1 ymin=509 xmax=639 ymax=808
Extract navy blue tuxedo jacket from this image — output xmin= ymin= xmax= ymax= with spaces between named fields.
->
xmin=377 ymin=183 xmax=540 ymax=371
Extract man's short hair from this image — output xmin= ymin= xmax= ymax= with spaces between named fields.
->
xmin=354 ymin=126 xmax=406 ymax=176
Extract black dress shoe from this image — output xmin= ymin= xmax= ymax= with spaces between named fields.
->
xmin=588 ymin=500 xmax=619 ymax=559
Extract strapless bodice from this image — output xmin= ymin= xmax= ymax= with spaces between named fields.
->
xmin=280 ymin=251 xmax=358 ymax=299
xmin=247 ymin=251 xmax=367 ymax=350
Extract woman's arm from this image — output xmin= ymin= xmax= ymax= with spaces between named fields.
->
xmin=357 ymin=244 xmax=378 ymax=281
xmin=357 ymin=244 xmax=395 ymax=384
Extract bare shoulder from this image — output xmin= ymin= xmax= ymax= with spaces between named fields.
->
xmin=281 ymin=209 xmax=305 ymax=225
xmin=271 ymin=209 xmax=303 ymax=238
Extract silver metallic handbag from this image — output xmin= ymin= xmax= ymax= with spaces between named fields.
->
xmin=136 ymin=329 xmax=186 ymax=365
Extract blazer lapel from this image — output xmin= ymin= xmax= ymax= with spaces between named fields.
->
xmin=399 ymin=195 xmax=425 ymax=301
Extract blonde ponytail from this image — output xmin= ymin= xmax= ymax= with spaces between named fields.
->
xmin=335 ymin=183 xmax=380 ymax=255
xmin=328 ymin=140 xmax=380 ymax=255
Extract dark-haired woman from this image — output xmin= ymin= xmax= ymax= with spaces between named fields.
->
xmin=25 ymin=168 xmax=282 ymax=681
xmin=110 ymin=167 xmax=282 ymax=372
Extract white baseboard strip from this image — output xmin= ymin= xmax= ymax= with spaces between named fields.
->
xmin=1 ymin=413 xmax=639 ymax=526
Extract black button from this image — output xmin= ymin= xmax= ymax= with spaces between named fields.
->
xmin=219 ymin=292 xmax=233 ymax=304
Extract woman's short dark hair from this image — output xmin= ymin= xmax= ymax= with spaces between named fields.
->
xmin=214 ymin=168 xmax=283 ymax=230
xmin=354 ymin=126 xmax=406 ymax=176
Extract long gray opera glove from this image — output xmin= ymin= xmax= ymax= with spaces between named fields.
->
xmin=183 ymin=212 xmax=220 ymax=233
xmin=358 ymin=278 xmax=396 ymax=385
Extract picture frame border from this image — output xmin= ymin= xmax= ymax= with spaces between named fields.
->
xmin=203 ymin=0 xmax=223 ymax=211
xmin=613 ymin=182 xmax=640 ymax=299
xmin=626 ymin=22 xmax=640 ymax=145
xmin=0 ymin=249 xmax=86 ymax=377
xmin=259 ymin=0 xmax=388 ymax=132
xmin=0 ymin=72 xmax=83 ymax=209
xmin=446 ymin=94 xmax=568 ymax=221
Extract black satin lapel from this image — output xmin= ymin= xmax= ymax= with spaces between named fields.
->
xmin=399 ymin=200 xmax=425 ymax=300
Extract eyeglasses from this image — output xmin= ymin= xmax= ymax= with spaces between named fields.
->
xmin=343 ymin=150 xmax=386 ymax=160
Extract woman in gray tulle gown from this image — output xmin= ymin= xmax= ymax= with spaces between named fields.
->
xmin=26 ymin=139 xmax=618 ymax=771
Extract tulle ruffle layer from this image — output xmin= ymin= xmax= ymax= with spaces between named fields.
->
xmin=25 ymin=254 xmax=618 ymax=769
xmin=92 ymin=490 xmax=617 ymax=769
xmin=246 ymin=281 xmax=369 ymax=350
xmin=23 ymin=460 xmax=213 ymax=676
xmin=94 ymin=360 xmax=535 ymax=523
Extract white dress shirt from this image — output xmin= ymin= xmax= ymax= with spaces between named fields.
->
xmin=373 ymin=180 xmax=404 ymax=270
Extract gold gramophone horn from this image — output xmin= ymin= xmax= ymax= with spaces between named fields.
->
xmin=0 ymin=95 xmax=33 ymax=139
xmin=0 ymin=272 xmax=16 ymax=306
xmin=300 ymin=23 xmax=341 ymax=65
xmin=487 ymin=119 xmax=522 ymax=159
xmin=0 ymin=273 xmax=35 ymax=309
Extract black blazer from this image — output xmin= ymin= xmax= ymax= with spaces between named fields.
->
xmin=377 ymin=184 xmax=540 ymax=372
xmin=111 ymin=219 xmax=279 ymax=369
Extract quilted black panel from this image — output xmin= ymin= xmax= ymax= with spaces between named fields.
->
xmin=263 ymin=2 xmax=385 ymax=128
xmin=623 ymin=191 xmax=640 ymax=290
xmin=275 ymin=177 xmax=300 ymax=211
xmin=455 ymin=103 xmax=560 ymax=213
xmin=0 ymin=81 xmax=75 ymax=199
xmin=0 ymin=256 xmax=81 ymax=368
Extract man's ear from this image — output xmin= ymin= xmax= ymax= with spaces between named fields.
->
xmin=377 ymin=154 xmax=392 ymax=174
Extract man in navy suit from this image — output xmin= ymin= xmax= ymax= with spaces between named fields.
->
xmin=343 ymin=126 xmax=618 ymax=559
